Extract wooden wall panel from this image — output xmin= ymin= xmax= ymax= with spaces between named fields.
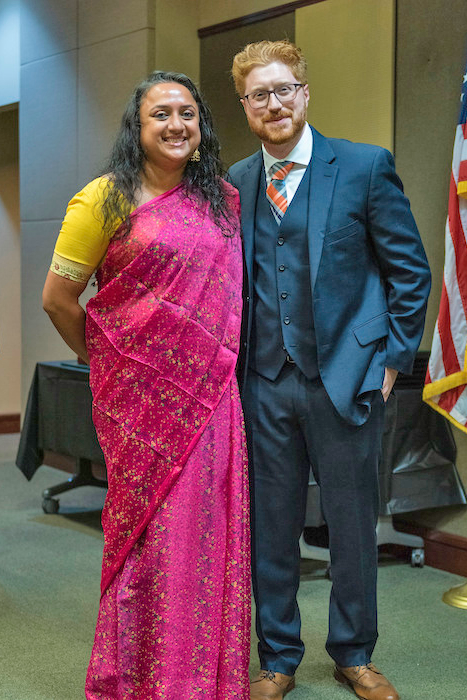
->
xmin=200 ymin=13 xmax=295 ymax=167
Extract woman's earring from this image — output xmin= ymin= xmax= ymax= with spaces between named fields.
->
xmin=190 ymin=148 xmax=201 ymax=162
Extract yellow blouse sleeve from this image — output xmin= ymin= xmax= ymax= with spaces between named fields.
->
xmin=50 ymin=176 xmax=126 ymax=282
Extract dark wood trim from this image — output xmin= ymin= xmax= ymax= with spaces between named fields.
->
xmin=394 ymin=519 xmax=467 ymax=577
xmin=0 ymin=413 xmax=20 ymax=434
xmin=0 ymin=102 xmax=19 ymax=114
xmin=198 ymin=0 xmax=327 ymax=38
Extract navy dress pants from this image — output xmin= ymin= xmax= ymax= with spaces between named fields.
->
xmin=242 ymin=364 xmax=386 ymax=674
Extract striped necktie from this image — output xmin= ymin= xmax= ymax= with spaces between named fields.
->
xmin=266 ymin=160 xmax=294 ymax=224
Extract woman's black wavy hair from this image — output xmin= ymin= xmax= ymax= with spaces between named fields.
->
xmin=99 ymin=71 xmax=229 ymax=234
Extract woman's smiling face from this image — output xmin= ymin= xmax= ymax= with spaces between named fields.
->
xmin=139 ymin=82 xmax=201 ymax=170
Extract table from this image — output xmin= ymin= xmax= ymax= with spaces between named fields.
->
xmin=16 ymin=361 xmax=106 ymax=513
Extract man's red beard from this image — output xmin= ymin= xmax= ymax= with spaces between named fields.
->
xmin=246 ymin=103 xmax=307 ymax=145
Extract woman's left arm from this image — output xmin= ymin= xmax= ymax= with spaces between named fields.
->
xmin=42 ymin=270 xmax=89 ymax=364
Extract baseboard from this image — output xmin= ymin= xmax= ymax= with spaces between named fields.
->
xmin=0 ymin=413 xmax=20 ymax=434
xmin=394 ymin=519 xmax=467 ymax=577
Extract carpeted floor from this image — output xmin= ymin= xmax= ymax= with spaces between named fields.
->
xmin=1 ymin=432 xmax=466 ymax=699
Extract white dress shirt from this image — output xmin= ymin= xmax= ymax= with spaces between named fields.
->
xmin=262 ymin=123 xmax=313 ymax=205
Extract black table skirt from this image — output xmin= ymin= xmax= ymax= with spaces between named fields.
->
xmin=16 ymin=361 xmax=104 ymax=481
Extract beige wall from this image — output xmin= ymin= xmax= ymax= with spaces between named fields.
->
xmin=153 ymin=0 xmax=294 ymax=85
xmin=199 ymin=0 xmax=288 ymax=28
xmin=20 ymin=0 xmax=156 ymax=411
xmin=297 ymin=0 xmax=395 ymax=150
xmin=154 ymin=0 xmax=200 ymax=83
xmin=395 ymin=0 xmax=467 ymax=354
xmin=0 ymin=107 xmax=20 ymax=414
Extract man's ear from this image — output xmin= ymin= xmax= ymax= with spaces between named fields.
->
xmin=240 ymin=98 xmax=247 ymax=114
xmin=303 ymin=83 xmax=310 ymax=107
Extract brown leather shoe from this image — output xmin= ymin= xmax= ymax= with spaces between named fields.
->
xmin=334 ymin=663 xmax=399 ymax=700
xmin=250 ymin=670 xmax=296 ymax=699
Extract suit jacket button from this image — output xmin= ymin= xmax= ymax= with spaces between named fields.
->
xmin=281 ymin=292 xmax=288 ymax=299
xmin=277 ymin=237 xmax=285 ymax=246
xmin=278 ymin=264 xmax=285 ymax=271
xmin=284 ymin=316 xmax=290 ymax=325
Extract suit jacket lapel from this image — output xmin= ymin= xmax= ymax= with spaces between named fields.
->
xmin=308 ymin=127 xmax=338 ymax=291
xmin=238 ymin=152 xmax=262 ymax=292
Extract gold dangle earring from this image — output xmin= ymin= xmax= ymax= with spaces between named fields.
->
xmin=190 ymin=148 xmax=201 ymax=162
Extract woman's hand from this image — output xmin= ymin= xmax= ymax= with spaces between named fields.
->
xmin=42 ymin=270 xmax=90 ymax=364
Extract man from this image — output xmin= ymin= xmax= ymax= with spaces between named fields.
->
xmin=228 ymin=40 xmax=431 ymax=700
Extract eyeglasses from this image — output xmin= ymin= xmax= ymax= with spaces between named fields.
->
xmin=243 ymin=83 xmax=304 ymax=109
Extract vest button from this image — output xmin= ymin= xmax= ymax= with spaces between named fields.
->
xmin=281 ymin=292 xmax=288 ymax=299
xmin=277 ymin=237 xmax=285 ymax=246
xmin=284 ymin=316 xmax=290 ymax=325
xmin=278 ymin=264 xmax=285 ymax=271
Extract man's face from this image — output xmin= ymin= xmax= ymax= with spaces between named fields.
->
xmin=241 ymin=61 xmax=309 ymax=147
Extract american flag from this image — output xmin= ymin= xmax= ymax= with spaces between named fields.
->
xmin=423 ymin=60 xmax=467 ymax=431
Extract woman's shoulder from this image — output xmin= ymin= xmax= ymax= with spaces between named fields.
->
xmin=68 ymin=175 xmax=112 ymax=209
xmin=64 ymin=175 xmax=124 ymax=231
xmin=55 ymin=176 xmax=115 ymax=273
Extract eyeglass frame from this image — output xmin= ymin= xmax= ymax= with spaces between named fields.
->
xmin=242 ymin=83 xmax=305 ymax=109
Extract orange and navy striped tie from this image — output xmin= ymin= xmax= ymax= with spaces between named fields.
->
xmin=266 ymin=160 xmax=294 ymax=224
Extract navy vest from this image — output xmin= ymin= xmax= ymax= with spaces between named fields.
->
xmin=249 ymin=163 xmax=319 ymax=380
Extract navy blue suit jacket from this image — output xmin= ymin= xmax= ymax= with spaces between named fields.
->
xmin=228 ymin=126 xmax=431 ymax=425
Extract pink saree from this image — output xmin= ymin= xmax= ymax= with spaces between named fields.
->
xmin=84 ymin=183 xmax=250 ymax=699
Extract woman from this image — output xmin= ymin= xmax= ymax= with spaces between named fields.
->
xmin=42 ymin=71 xmax=250 ymax=699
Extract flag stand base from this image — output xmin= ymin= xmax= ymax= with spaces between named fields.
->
xmin=442 ymin=580 xmax=467 ymax=609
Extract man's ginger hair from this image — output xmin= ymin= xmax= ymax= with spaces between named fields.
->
xmin=231 ymin=39 xmax=308 ymax=97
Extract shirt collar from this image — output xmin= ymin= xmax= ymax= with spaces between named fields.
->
xmin=262 ymin=123 xmax=313 ymax=174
